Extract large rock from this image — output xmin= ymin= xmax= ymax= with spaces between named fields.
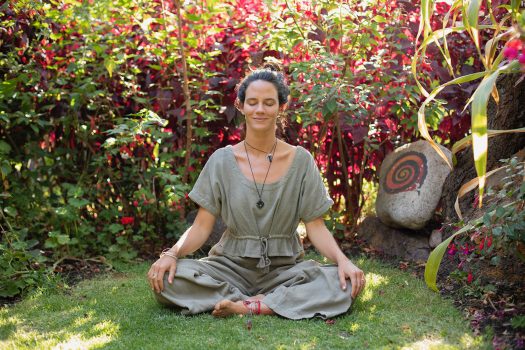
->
xmin=376 ymin=140 xmax=452 ymax=230
xmin=357 ymin=216 xmax=431 ymax=262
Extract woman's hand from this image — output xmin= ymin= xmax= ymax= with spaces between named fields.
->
xmin=337 ymin=258 xmax=365 ymax=299
xmin=147 ymin=255 xmax=178 ymax=293
xmin=146 ymin=207 xmax=216 ymax=293
xmin=304 ymin=217 xmax=366 ymax=299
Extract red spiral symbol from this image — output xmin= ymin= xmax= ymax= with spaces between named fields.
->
xmin=384 ymin=151 xmax=427 ymax=194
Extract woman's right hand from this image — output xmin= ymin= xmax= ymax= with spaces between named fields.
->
xmin=147 ymin=255 xmax=178 ymax=293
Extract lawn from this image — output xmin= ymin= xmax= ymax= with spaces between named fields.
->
xmin=0 ymin=257 xmax=489 ymax=350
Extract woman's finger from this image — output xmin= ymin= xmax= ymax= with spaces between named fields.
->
xmin=357 ymin=273 xmax=366 ymax=297
xmin=153 ymin=268 xmax=164 ymax=293
xmin=168 ymin=262 xmax=177 ymax=284
xmin=338 ymin=265 xmax=347 ymax=291
xmin=351 ymin=275 xmax=359 ymax=299
xmin=147 ymin=268 xmax=155 ymax=290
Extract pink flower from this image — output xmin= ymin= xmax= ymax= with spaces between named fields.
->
xmin=120 ymin=216 xmax=135 ymax=225
xmin=133 ymin=200 xmax=139 ymax=207
xmin=504 ymin=39 xmax=523 ymax=60
xmin=467 ymin=272 xmax=473 ymax=284
xmin=447 ymin=243 xmax=457 ymax=256
xmin=519 ymin=53 xmax=525 ymax=65
xmin=503 ymin=46 xmax=519 ymax=60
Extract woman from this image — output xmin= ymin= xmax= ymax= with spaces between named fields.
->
xmin=147 ymin=62 xmax=365 ymax=319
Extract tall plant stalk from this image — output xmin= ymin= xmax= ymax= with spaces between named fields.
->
xmin=174 ymin=0 xmax=193 ymax=216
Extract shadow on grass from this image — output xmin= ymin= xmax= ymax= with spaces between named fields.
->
xmin=0 ymin=259 xmax=489 ymax=349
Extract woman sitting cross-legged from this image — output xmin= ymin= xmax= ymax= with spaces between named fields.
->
xmin=147 ymin=61 xmax=365 ymax=320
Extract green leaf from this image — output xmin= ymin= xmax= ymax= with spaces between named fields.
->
xmin=185 ymin=13 xmax=201 ymax=21
xmin=0 ymin=140 xmax=11 ymax=154
xmin=56 ymin=234 xmax=71 ymax=245
xmin=107 ymin=223 xmax=124 ymax=234
xmin=3 ymin=206 xmax=18 ymax=217
xmin=104 ymin=57 xmax=116 ymax=78
xmin=69 ymin=198 xmax=90 ymax=208
xmin=0 ymin=283 xmax=20 ymax=297
xmin=1 ymin=161 xmax=12 ymax=177
xmin=425 ymin=224 xmax=474 ymax=291
xmin=495 ymin=206 xmax=506 ymax=218
xmin=470 ymin=63 xmax=518 ymax=205
xmin=372 ymin=15 xmax=387 ymax=23
xmin=323 ymin=98 xmax=337 ymax=117
xmin=466 ymin=0 xmax=482 ymax=29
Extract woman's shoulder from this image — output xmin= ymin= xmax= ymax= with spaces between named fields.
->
xmin=293 ymin=144 xmax=315 ymax=164
xmin=207 ymin=145 xmax=232 ymax=161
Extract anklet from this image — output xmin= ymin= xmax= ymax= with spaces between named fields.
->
xmin=243 ymin=300 xmax=261 ymax=331
xmin=243 ymin=300 xmax=261 ymax=315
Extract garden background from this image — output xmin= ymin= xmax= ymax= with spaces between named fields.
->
xmin=1 ymin=0 xmax=524 ymax=349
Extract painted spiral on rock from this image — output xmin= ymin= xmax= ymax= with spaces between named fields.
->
xmin=383 ymin=151 xmax=428 ymax=194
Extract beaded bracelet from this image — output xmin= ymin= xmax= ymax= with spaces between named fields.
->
xmin=160 ymin=248 xmax=179 ymax=261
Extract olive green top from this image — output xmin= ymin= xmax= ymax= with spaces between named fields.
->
xmin=188 ymin=145 xmax=333 ymax=271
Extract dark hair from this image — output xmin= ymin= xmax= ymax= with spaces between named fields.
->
xmin=236 ymin=61 xmax=290 ymax=106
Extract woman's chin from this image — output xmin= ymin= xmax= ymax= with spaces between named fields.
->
xmin=247 ymin=123 xmax=275 ymax=133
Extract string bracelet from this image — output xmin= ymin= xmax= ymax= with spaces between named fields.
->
xmin=160 ymin=248 xmax=179 ymax=261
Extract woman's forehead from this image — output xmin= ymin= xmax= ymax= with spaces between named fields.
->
xmin=245 ymin=80 xmax=278 ymax=99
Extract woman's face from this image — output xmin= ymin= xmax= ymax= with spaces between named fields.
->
xmin=238 ymin=80 xmax=281 ymax=134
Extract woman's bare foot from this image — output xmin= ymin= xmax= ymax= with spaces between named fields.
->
xmin=212 ymin=300 xmax=248 ymax=317
xmin=212 ymin=297 xmax=274 ymax=317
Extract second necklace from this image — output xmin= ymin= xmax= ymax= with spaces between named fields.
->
xmin=243 ymin=139 xmax=278 ymax=209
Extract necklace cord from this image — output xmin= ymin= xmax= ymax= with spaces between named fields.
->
xmin=245 ymin=140 xmax=276 ymax=156
xmin=243 ymin=140 xmax=277 ymax=208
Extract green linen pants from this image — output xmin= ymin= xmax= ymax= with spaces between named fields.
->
xmin=154 ymin=254 xmax=353 ymax=320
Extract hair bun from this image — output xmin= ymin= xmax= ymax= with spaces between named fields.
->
xmin=261 ymin=59 xmax=284 ymax=73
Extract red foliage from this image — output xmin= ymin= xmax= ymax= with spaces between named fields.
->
xmin=1 ymin=0 xmax=483 ymax=229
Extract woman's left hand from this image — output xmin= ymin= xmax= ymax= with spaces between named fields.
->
xmin=337 ymin=258 xmax=366 ymax=299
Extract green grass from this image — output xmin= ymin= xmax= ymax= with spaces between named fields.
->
xmin=0 ymin=257 xmax=489 ymax=350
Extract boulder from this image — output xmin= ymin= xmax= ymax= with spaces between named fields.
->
xmin=357 ymin=216 xmax=431 ymax=262
xmin=376 ymin=140 xmax=452 ymax=230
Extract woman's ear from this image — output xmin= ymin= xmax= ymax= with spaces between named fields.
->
xmin=234 ymin=99 xmax=244 ymax=114
xmin=279 ymin=102 xmax=288 ymax=113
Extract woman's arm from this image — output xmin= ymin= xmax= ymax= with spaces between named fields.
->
xmin=170 ymin=207 xmax=217 ymax=257
xmin=148 ymin=206 xmax=216 ymax=293
xmin=305 ymin=217 xmax=366 ymax=299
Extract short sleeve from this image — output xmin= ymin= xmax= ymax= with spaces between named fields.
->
xmin=299 ymin=153 xmax=334 ymax=222
xmin=188 ymin=152 xmax=222 ymax=216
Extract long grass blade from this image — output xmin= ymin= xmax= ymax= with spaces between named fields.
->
xmin=418 ymin=71 xmax=487 ymax=168
xmin=454 ymin=166 xmax=507 ymax=219
xmin=425 ymin=224 xmax=474 ymax=292
xmin=469 ymin=62 xmax=518 ymax=206
xmin=451 ymin=127 xmax=525 ymax=155
xmin=412 ymin=24 xmax=498 ymax=98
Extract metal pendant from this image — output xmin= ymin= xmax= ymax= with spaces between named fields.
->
xmin=256 ymin=200 xmax=264 ymax=209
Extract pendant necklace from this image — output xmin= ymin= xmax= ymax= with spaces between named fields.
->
xmin=245 ymin=140 xmax=276 ymax=163
xmin=243 ymin=139 xmax=277 ymax=209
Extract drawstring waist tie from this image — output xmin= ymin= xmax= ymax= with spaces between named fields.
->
xmin=256 ymin=237 xmax=271 ymax=272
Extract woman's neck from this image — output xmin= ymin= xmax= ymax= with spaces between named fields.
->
xmin=244 ymin=132 xmax=277 ymax=152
